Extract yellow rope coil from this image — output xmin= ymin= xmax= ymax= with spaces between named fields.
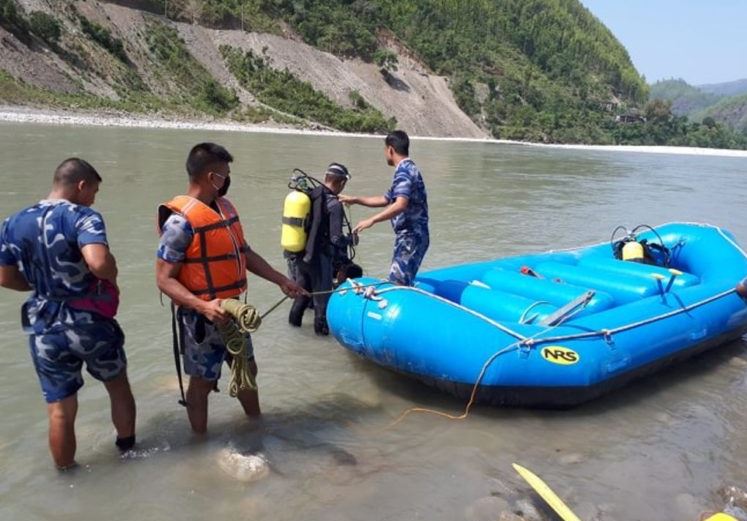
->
xmin=218 ymin=299 xmax=262 ymax=397
xmin=221 ymin=298 xmax=262 ymax=332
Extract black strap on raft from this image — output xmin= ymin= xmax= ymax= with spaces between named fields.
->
xmin=170 ymin=302 xmax=188 ymax=407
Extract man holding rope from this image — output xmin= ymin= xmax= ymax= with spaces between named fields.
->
xmin=155 ymin=143 xmax=305 ymax=434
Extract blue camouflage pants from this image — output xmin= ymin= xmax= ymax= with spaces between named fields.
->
xmin=178 ymin=308 xmax=255 ymax=381
xmin=29 ymin=318 xmax=127 ymax=403
xmin=389 ymin=232 xmax=429 ymax=286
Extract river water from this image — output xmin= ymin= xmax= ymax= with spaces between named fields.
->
xmin=0 ymin=123 xmax=746 ymax=521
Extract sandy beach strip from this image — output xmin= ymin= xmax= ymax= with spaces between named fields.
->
xmin=1 ymin=105 xmax=746 ymax=159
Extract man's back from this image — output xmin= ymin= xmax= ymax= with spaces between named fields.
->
xmin=1 ymin=199 xmax=106 ymax=299
xmin=387 ymin=158 xmax=429 ymax=236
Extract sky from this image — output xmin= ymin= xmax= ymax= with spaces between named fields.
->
xmin=579 ymin=0 xmax=746 ymax=86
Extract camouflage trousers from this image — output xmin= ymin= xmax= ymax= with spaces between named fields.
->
xmin=389 ymin=231 xmax=429 ymax=286
xmin=178 ymin=308 xmax=254 ymax=381
xmin=29 ymin=316 xmax=127 ymax=403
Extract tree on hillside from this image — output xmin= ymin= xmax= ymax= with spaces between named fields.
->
xmin=373 ymin=48 xmax=398 ymax=75
xmin=645 ymin=98 xmax=672 ymax=124
xmin=181 ymin=0 xmax=204 ymax=24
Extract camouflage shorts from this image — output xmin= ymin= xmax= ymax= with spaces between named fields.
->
xmin=29 ymin=318 xmax=127 ymax=403
xmin=178 ymin=309 xmax=255 ymax=381
xmin=389 ymin=232 xmax=430 ymax=286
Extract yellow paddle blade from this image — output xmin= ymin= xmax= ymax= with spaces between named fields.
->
xmin=512 ymin=463 xmax=582 ymax=521
xmin=702 ymin=514 xmax=738 ymax=521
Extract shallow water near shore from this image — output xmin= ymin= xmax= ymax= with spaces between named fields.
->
xmin=0 ymin=122 xmax=746 ymax=521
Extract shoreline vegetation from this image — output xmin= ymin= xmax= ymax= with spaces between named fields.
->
xmin=2 ymin=105 xmax=746 ymax=159
xmin=1 ymin=0 xmax=745 ymax=150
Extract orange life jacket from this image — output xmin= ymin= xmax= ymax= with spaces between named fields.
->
xmin=158 ymin=195 xmax=248 ymax=300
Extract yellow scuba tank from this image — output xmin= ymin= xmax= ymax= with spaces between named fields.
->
xmin=622 ymin=240 xmax=645 ymax=262
xmin=281 ymin=190 xmax=311 ymax=253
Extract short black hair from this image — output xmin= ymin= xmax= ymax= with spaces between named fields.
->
xmin=325 ymin=162 xmax=350 ymax=180
xmin=53 ymin=158 xmax=101 ymax=186
xmin=385 ymin=130 xmax=409 ymax=156
xmin=186 ymin=142 xmax=233 ymax=179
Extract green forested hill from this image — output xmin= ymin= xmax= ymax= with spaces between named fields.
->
xmin=698 ymin=78 xmax=747 ymax=98
xmin=2 ymin=0 xmax=745 ymax=148
xmin=694 ymin=94 xmax=747 ymax=134
xmin=650 ymin=78 xmax=747 ymax=136
xmin=649 ymin=79 xmax=722 ymax=116
xmin=184 ymin=0 xmax=648 ymax=142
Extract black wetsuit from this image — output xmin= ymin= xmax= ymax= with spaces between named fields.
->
xmin=287 ymin=186 xmax=352 ymax=334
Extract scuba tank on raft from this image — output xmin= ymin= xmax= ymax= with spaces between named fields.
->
xmin=610 ymin=224 xmax=671 ymax=266
xmin=281 ymin=169 xmax=316 ymax=253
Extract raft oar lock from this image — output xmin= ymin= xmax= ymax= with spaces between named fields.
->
xmin=653 ymin=268 xmax=683 ymax=303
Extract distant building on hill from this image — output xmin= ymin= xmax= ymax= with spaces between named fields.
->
xmin=615 ymin=111 xmax=646 ymax=124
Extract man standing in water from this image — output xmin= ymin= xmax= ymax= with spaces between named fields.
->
xmin=340 ymin=130 xmax=429 ymax=286
xmin=0 ymin=158 xmax=136 ymax=470
xmin=287 ymin=162 xmax=358 ymax=335
xmin=156 ymin=143 xmax=305 ymax=434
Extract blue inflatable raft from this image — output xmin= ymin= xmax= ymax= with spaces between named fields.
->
xmin=327 ymin=223 xmax=747 ymax=407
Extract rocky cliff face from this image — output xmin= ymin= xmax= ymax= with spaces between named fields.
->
xmin=0 ymin=0 xmax=486 ymax=137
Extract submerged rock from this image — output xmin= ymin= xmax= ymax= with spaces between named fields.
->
xmin=720 ymin=486 xmax=747 ymax=512
xmin=217 ymin=447 xmax=270 ymax=483
xmin=512 ymin=498 xmax=543 ymax=521
xmin=487 ymin=476 xmax=515 ymax=497
xmin=557 ymin=452 xmax=585 ymax=465
xmin=466 ymin=496 xmax=510 ymax=521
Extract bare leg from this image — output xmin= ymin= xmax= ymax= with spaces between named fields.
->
xmin=237 ymin=359 xmax=261 ymax=417
xmin=47 ymin=395 xmax=78 ymax=469
xmin=103 ymin=372 xmax=136 ymax=441
xmin=186 ymin=376 xmax=214 ymax=434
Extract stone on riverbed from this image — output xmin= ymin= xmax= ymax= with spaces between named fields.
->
xmin=465 ymin=496 xmax=510 ymax=521
xmin=217 ymin=447 xmax=270 ymax=482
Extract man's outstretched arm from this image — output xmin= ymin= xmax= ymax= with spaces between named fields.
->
xmin=352 ymin=196 xmax=409 ymax=235
xmin=338 ymin=195 xmax=389 ymax=208
xmin=245 ymin=249 xmax=307 ymax=298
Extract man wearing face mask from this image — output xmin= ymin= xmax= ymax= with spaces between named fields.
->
xmin=156 ymin=143 xmax=306 ymax=434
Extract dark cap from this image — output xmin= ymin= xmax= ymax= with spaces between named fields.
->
xmin=326 ymin=162 xmax=350 ymax=180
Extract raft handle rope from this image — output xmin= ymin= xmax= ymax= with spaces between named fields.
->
xmin=356 ymin=282 xmax=739 ymax=426
xmin=372 ymin=283 xmax=739 ymax=352
xmin=519 ymin=286 xmax=738 ymax=346
xmin=383 ymin=296 xmax=590 ymax=428
xmin=371 ymin=284 xmax=527 ymax=340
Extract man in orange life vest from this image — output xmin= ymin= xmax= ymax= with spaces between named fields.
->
xmin=156 ymin=143 xmax=306 ymax=433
